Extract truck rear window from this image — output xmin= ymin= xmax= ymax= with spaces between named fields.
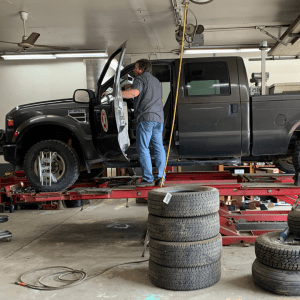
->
xmin=184 ymin=61 xmax=230 ymax=96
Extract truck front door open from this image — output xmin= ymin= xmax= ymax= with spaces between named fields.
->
xmin=91 ymin=42 xmax=130 ymax=160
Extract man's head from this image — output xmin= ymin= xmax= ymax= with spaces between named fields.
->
xmin=134 ymin=59 xmax=152 ymax=77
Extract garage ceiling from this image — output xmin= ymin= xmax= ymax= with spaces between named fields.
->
xmin=0 ymin=0 xmax=300 ymax=59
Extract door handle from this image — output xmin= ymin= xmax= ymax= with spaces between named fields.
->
xmin=229 ymin=104 xmax=238 ymax=116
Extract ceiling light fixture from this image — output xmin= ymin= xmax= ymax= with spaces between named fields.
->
xmin=190 ymin=0 xmax=214 ymax=4
xmin=55 ymin=52 xmax=108 ymax=58
xmin=0 ymin=50 xmax=108 ymax=60
xmin=184 ymin=48 xmax=270 ymax=54
xmin=1 ymin=54 xmax=56 ymax=60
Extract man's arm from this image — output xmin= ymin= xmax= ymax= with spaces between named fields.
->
xmin=121 ymin=89 xmax=140 ymax=99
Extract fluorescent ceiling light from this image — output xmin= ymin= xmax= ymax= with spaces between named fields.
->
xmin=190 ymin=0 xmax=214 ymax=4
xmin=55 ymin=52 xmax=108 ymax=58
xmin=1 ymin=54 xmax=56 ymax=60
xmin=0 ymin=51 xmax=108 ymax=60
xmin=184 ymin=48 xmax=270 ymax=54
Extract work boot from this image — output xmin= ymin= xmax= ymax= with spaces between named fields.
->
xmin=136 ymin=180 xmax=155 ymax=187
xmin=155 ymin=178 xmax=165 ymax=187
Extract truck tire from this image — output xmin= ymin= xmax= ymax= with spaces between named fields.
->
xmin=274 ymin=157 xmax=295 ymax=174
xmin=23 ymin=140 xmax=79 ymax=192
xmin=252 ymin=258 xmax=300 ymax=296
xmin=288 ymin=208 xmax=300 ymax=236
xmin=64 ymin=200 xmax=83 ymax=208
xmin=149 ymin=234 xmax=222 ymax=268
xmin=148 ymin=212 xmax=219 ymax=242
xmin=148 ymin=185 xmax=219 ymax=217
xmin=149 ymin=259 xmax=221 ymax=291
xmin=255 ymin=231 xmax=300 ymax=270
xmin=79 ymin=168 xmax=105 ymax=180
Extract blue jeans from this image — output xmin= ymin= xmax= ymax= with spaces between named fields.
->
xmin=136 ymin=121 xmax=166 ymax=182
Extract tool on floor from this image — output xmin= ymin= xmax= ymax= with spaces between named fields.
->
xmin=0 ymin=215 xmax=12 ymax=242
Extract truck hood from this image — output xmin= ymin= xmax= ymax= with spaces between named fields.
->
xmin=9 ymin=98 xmax=74 ymax=113
xmin=6 ymin=98 xmax=89 ymax=134
xmin=6 ymin=98 xmax=88 ymax=118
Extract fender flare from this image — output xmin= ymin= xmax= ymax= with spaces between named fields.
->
xmin=14 ymin=115 xmax=99 ymax=161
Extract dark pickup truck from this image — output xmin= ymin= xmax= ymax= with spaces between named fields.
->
xmin=1 ymin=42 xmax=299 ymax=192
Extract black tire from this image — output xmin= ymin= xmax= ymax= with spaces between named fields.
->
xmin=148 ymin=185 xmax=219 ymax=217
xmin=255 ymin=231 xmax=300 ymax=270
xmin=252 ymin=258 xmax=300 ymax=296
xmin=149 ymin=234 xmax=222 ymax=268
xmin=149 ymin=259 xmax=221 ymax=291
xmin=148 ymin=212 xmax=219 ymax=242
xmin=288 ymin=208 xmax=300 ymax=236
xmin=79 ymin=168 xmax=105 ymax=180
xmin=64 ymin=200 xmax=83 ymax=208
xmin=274 ymin=156 xmax=295 ymax=174
xmin=23 ymin=140 xmax=79 ymax=192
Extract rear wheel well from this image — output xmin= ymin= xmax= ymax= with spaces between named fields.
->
xmin=18 ymin=125 xmax=85 ymax=166
xmin=286 ymin=131 xmax=300 ymax=154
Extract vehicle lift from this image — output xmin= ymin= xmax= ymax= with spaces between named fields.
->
xmin=0 ymin=169 xmax=298 ymax=246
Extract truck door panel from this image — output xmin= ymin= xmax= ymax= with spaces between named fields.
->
xmin=178 ymin=57 xmax=242 ymax=157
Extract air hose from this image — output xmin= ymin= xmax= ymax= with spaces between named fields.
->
xmin=16 ymin=260 xmax=148 ymax=290
xmin=160 ymin=2 xmax=188 ymax=187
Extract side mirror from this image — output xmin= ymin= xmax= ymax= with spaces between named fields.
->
xmin=73 ymin=89 xmax=95 ymax=103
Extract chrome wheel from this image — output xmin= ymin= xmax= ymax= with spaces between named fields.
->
xmin=34 ymin=151 xmax=66 ymax=185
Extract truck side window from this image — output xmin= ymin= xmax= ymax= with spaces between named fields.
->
xmin=184 ymin=62 xmax=230 ymax=96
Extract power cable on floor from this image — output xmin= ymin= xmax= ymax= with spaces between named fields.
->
xmin=14 ymin=200 xmax=149 ymax=290
xmin=16 ymin=259 xmax=149 ymax=290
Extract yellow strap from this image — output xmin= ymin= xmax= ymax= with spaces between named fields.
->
xmin=160 ymin=3 xmax=188 ymax=187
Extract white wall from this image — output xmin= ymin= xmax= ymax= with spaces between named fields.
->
xmin=244 ymin=58 xmax=300 ymax=88
xmin=0 ymin=59 xmax=86 ymax=163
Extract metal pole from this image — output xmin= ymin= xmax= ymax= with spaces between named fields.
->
xmin=260 ymin=41 xmax=267 ymax=95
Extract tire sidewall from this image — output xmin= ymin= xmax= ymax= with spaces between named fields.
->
xmin=274 ymin=157 xmax=294 ymax=174
xmin=255 ymin=231 xmax=300 ymax=270
xmin=148 ymin=185 xmax=219 ymax=217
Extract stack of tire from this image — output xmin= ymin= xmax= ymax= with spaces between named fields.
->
xmin=147 ymin=185 xmax=222 ymax=291
xmin=252 ymin=206 xmax=300 ymax=296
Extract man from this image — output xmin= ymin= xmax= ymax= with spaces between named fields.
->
xmin=121 ymin=59 xmax=166 ymax=187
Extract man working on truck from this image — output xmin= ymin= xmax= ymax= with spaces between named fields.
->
xmin=121 ymin=59 xmax=166 ymax=187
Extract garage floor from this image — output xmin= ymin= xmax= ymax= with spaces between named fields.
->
xmin=0 ymin=199 xmax=291 ymax=300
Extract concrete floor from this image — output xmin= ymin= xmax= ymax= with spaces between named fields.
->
xmin=0 ymin=199 xmax=294 ymax=300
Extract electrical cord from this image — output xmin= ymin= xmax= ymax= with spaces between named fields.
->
xmin=160 ymin=2 xmax=188 ymax=188
xmin=16 ymin=259 xmax=149 ymax=290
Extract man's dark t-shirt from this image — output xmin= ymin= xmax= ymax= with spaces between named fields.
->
xmin=131 ymin=71 xmax=164 ymax=124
